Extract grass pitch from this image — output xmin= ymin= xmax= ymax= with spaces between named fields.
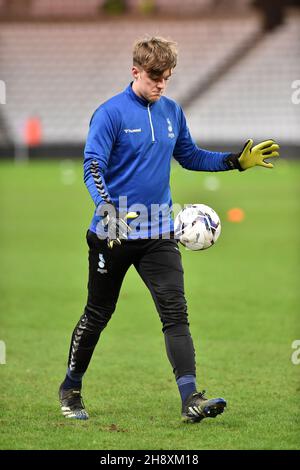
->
xmin=0 ymin=159 xmax=299 ymax=450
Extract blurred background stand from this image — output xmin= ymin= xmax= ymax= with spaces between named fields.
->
xmin=253 ymin=0 xmax=285 ymax=31
xmin=14 ymin=115 xmax=42 ymax=163
xmin=0 ymin=0 xmax=299 ymax=160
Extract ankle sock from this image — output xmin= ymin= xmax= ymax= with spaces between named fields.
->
xmin=61 ymin=369 xmax=83 ymax=390
xmin=176 ymin=375 xmax=197 ymax=404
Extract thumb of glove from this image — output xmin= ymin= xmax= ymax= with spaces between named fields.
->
xmin=241 ymin=139 xmax=253 ymax=156
xmin=238 ymin=138 xmax=254 ymax=170
xmin=124 ymin=211 xmax=139 ymax=220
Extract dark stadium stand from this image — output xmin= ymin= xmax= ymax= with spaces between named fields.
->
xmin=0 ymin=0 xmax=253 ymax=18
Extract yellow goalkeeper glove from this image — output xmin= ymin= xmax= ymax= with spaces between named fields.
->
xmin=238 ymin=139 xmax=280 ymax=170
xmin=100 ymin=205 xmax=139 ymax=249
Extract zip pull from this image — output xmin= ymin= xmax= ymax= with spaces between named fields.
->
xmin=147 ymin=104 xmax=155 ymax=142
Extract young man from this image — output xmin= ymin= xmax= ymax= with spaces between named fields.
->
xmin=59 ymin=37 xmax=279 ymax=423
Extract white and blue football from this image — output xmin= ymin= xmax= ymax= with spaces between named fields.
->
xmin=174 ymin=204 xmax=221 ymax=251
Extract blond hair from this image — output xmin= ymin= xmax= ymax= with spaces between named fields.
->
xmin=133 ymin=36 xmax=177 ymax=78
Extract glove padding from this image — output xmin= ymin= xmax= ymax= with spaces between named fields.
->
xmin=101 ymin=204 xmax=139 ymax=249
xmin=238 ymin=139 xmax=280 ymax=170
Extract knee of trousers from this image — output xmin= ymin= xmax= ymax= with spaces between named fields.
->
xmin=81 ymin=301 xmax=116 ymax=333
xmin=155 ymin=289 xmax=188 ymax=329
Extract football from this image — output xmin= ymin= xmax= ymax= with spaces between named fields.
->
xmin=174 ymin=204 xmax=221 ymax=251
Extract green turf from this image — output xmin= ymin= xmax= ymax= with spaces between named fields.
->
xmin=0 ymin=159 xmax=299 ymax=450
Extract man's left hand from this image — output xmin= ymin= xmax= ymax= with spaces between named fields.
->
xmin=238 ymin=139 xmax=280 ymax=170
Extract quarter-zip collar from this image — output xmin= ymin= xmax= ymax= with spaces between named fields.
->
xmin=147 ymin=103 xmax=155 ymax=142
xmin=126 ymin=83 xmax=156 ymax=142
xmin=126 ymin=82 xmax=157 ymax=109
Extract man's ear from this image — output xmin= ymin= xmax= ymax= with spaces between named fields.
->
xmin=132 ymin=66 xmax=141 ymax=81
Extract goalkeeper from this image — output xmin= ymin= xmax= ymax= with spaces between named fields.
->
xmin=58 ymin=36 xmax=279 ymax=422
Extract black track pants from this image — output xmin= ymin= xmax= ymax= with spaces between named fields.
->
xmin=67 ymin=230 xmax=196 ymax=380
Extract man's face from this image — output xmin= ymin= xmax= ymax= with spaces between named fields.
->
xmin=132 ymin=67 xmax=172 ymax=102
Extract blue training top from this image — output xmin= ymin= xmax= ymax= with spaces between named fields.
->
xmin=84 ymin=83 xmax=232 ymax=239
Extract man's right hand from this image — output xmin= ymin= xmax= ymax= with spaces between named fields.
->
xmin=100 ymin=204 xmax=139 ymax=249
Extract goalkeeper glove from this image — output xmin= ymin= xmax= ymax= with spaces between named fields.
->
xmin=100 ymin=203 xmax=139 ymax=249
xmin=238 ymin=139 xmax=280 ymax=170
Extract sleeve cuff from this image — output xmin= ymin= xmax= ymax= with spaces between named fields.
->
xmin=224 ymin=153 xmax=245 ymax=171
